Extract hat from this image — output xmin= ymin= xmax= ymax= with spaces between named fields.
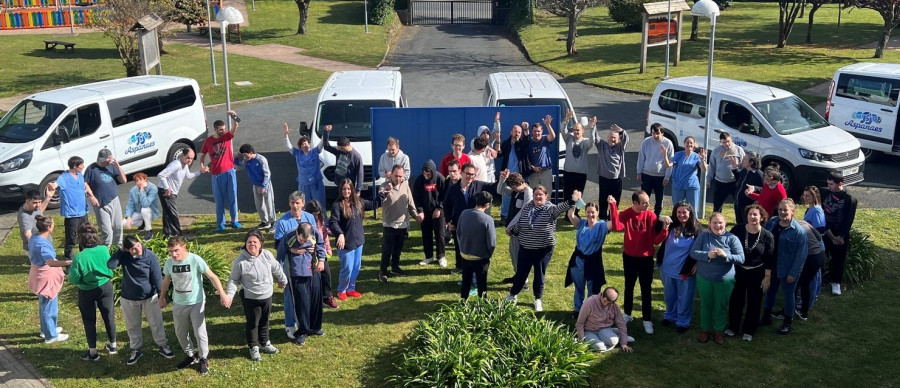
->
xmin=97 ymin=149 xmax=112 ymax=163
xmin=478 ymin=125 xmax=490 ymax=135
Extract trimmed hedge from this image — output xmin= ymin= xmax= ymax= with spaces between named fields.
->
xmin=387 ymin=298 xmax=596 ymax=387
xmin=369 ymin=0 xmax=396 ymax=25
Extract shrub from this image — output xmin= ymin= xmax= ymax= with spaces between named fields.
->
xmin=369 ymin=0 xmax=397 ymax=25
xmin=829 ymin=227 xmax=882 ymax=285
xmin=387 ymin=298 xmax=596 ymax=387
xmin=608 ymin=0 xmax=655 ymax=31
xmin=108 ymin=233 xmax=232 ymax=303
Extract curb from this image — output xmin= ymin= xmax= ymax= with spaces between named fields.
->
xmin=203 ymin=87 xmax=321 ymax=110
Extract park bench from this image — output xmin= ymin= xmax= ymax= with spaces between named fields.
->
xmin=44 ymin=40 xmax=76 ymax=51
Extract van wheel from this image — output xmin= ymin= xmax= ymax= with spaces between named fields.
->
xmin=167 ymin=142 xmax=192 ymax=163
xmin=665 ymin=133 xmax=682 ymax=152
xmin=778 ymin=164 xmax=797 ymax=196
xmin=861 ymin=148 xmax=881 ymax=162
xmin=39 ymin=173 xmax=61 ymax=210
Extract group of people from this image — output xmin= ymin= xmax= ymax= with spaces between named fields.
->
xmin=20 ymin=108 xmax=859 ymax=370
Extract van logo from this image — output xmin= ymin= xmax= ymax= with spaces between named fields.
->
xmin=844 ymin=112 xmax=884 ymax=133
xmin=733 ymin=136 xmax=748 ymax=147
xmin=125 ymin=131 xmax=156 ymax=155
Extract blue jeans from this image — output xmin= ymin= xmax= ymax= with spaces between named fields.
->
xmin=809 ymin=270 xmax=822 ymax=310
xmin=212 ymin=169 xmax=239 ymax=228
xmin=765 ymin=276 xmax=798 ymax=318
xmin=571 ymin=257 xmax=595 ymax=313
xmin=39 ymin=294 xmax=59 ymax=339
xmin=282 ymin=260 xmax=296 ymax=329
xmin=500 ymin=195 xmax=510 ymax=219
xmin=299 ymin=179 xmax=326 ymax=209
xmin=662 ymin=275 xmax=696 ymax=327
xmin=337 ymin=245 xmax=364 ymax=293
xmin=671 ymin=187 xmax=700 ymax=213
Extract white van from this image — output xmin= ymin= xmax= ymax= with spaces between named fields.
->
xmin=0 ymin=75 xmax=206 ymax=207
xmin=827 ymin=62 xmax=900 ymax=159
xmin=648 ymin=76 xmax=865 ymax=193
xmin=483 ymin=71 xmax=571 ymax=172
xmin=299 ymin=70 xmax=405 ymax=188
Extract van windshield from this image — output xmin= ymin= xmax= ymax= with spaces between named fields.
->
xmin=753 ymin=96 xmax=828 ymax=135
xmin=0 ymin=99 xmax=66 ymax=143
xmin=497 ymin=98 xmax=569 ymax=115
xmin=315 ymin=100 xmax=395 ymax=141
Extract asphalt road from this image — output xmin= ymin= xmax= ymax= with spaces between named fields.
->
xmin=2 ymin=24 xmax=898 ymax=223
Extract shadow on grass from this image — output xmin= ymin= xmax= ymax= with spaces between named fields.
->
xmin=319 ymin=1 xmax=366 ymax=25
xmin=359 ymin=330 xmax=413 ymax=387
xmin=22 ymin=47 xmax=120 ymax=60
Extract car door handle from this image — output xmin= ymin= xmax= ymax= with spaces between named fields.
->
xmin=698 ymin=125 xmax=705 ymax=129
xmin=881 ymin=108 xmax=892 ymax=112
xmin=99 ymin=134 xmax=110 ymax=139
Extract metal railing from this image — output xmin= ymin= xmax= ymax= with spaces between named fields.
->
xmin=410 ymin=0 xmax=493 ymax=25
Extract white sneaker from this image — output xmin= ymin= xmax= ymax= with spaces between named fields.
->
xmin=832 ymin=283 xmax=842 ymax=296
xmin=438 ymin=257 xmax=448 ymax=268
xmin=724 ymin=329 xmax=736 ymax=337
xmin=742 ymin=334 xmax=753 ymax=342
xmin=623 ymin=314 xmax=634 ymax=323
xmin=286 ymin=326 xmax=296 ymax=340
xmin=505 ymin=294 xmax=517 ymax=303
xmin=591 ymin=342 xmax=609 ymax=352
xmin=44 ymin=333 xmax=69 ymax=344
xmin=419 ymin=257 xmax=436 ymax=265
xmin=39 ymin=326 xmax=63 ymax=339
xmin=534 ymin=299 xmax=543 ymax=312
xmin=626 ymin=336 xmax=635 ymax=343
xmin=643 ymin=320 xmax=654 ymax=334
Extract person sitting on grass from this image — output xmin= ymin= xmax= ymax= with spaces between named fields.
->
xmin=226 ymin=230 xmax=287 ymax=361
xmin=575 ymin=287 xmax=634 ymax=353
xmin=123 ymin=172 xmax=160 ymax=240
xmin=278 ymin=223 xmax=327 ymax=346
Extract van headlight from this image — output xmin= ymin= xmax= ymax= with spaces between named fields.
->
xmin=0 ymin=150 xmax=32 ymax=173
xmin=798 ymin=148 xmax=827 ymax=162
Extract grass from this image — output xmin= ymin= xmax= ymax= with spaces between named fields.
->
xmin=1 ymin=207 xmax=897 ymax=387
xmin=518 ymin=3 xmax=900 ymax=100
xmin=242 ymin=0 xmax=394 ymax=67
xmin=0 ymin=34 xmax=331 ymax=103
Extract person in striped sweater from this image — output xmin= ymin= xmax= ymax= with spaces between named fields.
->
xmin=504 ymin=186 xmax=575 ymax=312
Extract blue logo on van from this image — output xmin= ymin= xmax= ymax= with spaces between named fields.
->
xmin=733 ymin=136 xmax=748 ymax=147
xmin=125 ymin=131 xmax=156 ymax=155
xmin=844 ymin=112 xmax=883 ymax=133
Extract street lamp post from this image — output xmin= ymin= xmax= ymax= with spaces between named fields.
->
xmin=691 ymin=0 xmax=719 ymax=219
xmin=206 ymin=0 xmax=218 ymax=85
xmin=216 ymin=6 xmax=244 ymax=127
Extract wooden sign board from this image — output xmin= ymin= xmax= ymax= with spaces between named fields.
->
xmin=639 ymin=0 xmax=689 ymax=74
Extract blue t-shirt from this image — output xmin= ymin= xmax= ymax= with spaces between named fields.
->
xmin=56 ymin=171 xmax=88 ymax=218
xmin=661 ymin=233 xmax=696 ymax=279
xmin=804 ymin=205 xmax=826 ymax=229
xmin=273 ymin=211 xmax=317 ymax=245
xmin=670 ymin=151 xmax=702 ymax=190
xmin=84 ymin=163 xmax=120 ymax=207
xmin=28 ymin=235 xmax=56 ymax=266
xmin=575 ymin=219 xmax=608 ymax=256
xmin=528 ymin=136 xmax=552 ymax=170
xmin=292 ymin=147 xmax=323 ymax=185
xmin=507 ymin=149 xmax=519 ymax=174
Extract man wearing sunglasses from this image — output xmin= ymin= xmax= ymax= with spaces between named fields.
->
xmin=575 ymin=287 xmax=635 ymax=353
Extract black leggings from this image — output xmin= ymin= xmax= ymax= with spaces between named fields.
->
xmin=510 ymin=246 xmax=553 ymax=299
xmin=241 ymin=292 xmax=272 ymax=348
xmin=728 ymin=265 xmax=765 ymax=335
xmin=420 ymin=215 xmax=446 ymax=260
xmin=64 ymin=215 xmax=88 ymax=259
xmin=640 ymin=174 xmax=665 ymax=216
xmin=623 ymin=253 xmax=654 ymax=320
xmin=77 ymin=281 xmax=116 ymax=349
xmin=597 ymin=176 xmax=623 ymax=220
xmin=798 ymin=252 xmax=826 ymax=314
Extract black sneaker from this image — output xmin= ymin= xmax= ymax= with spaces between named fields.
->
xmin=777 ymin=324 xmax=792 ymax=335
xmin=176 ymin=355 xmax=198 ymax=369
xmin=255 ymin=222 xmax=270 ymax=230
xmin=126 ymin=350 xmax=143 ymax=365
xmin=313 ymin=329 xmax=325 ymax=336
xmin=105 ymin=343 xmax=118 ymax=355
xmin=378 ymin=271 xmax=388 ymax=283
xmin=796 ymin=311 xmax=808 ymax=321
xmin=80 ymin=351 xmax=100 ymax=361
xmin=390 ymin=268 xmax=408 ymax=277
xmin=294 ymin=334 xmax=307 ymax=346
xmin=158 ymin=345 xmax=175 ymax=359
xmin=198 ymin=358 xmax=209 ymax=375
xmin=772 ymin=310 xmax=786 ymax=320
xmin=676 ymin=326 xmax=689 ymax=334
xmin=501 ymin=277 xmax=514 ymax=284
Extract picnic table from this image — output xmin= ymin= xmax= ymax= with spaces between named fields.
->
xmin=44 ymin=40 xmax=76 ymax=51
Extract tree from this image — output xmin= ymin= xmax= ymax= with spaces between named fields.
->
xmin=537 ymin=0 xmax=605 ymax=55
xmin=169 ymin=0 xmax=206 ymax=32
xmin=776 ymin=0 xmax=804 ymax=47
xmin=91 ymin=0 xmax=174 ymax=76
xmin=850 ymin=0 xmax=900 ymax=57
xmin=805 ymin=0 xmax=831 ymax=43
xmin=295 ymin=0 xmax=312 ymax=34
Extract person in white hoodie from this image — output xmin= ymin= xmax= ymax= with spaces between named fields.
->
xmin=225 ymin=230 xmax=288 ymax=362
xmin=377 ymin=137 xmax=411 ymax=181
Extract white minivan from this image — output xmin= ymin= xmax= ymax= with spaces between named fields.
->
xmin=483 ymin=71 xmax=572 ymax=172
xmin=827 ymin=62 xmax=900 ymax=159
xmin=0 ymin=75 xmax=207 ymax=207
xmin=648 ymin=76 xmax=865 ymax=193
xmin=299 ymin=70 xmax=405 ymax=188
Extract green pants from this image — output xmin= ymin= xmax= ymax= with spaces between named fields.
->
xmin=696 ymin=276 xmax=735 ymax=331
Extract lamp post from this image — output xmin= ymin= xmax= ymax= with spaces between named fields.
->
xmin=691 ymin=0 xmax=719 ymax=219
xmin=215 ymin=6 xmax=244 ymax=127
xmin=206 ymin=0 xmax=218 ymax=85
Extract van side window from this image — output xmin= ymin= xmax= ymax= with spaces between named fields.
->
xmin=658 ymin=89 xmax=706 ymax=118
xmin=836 ymin=74 xmax=900 ymax=107
xmin=58 ymin=104 xmax=102 ymax=140
xmin=719 ymin=101 xmax=760 ymax=134
xmin=108 ymin=85 xmax=198 ymax=127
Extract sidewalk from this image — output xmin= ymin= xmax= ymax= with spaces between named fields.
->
xmin=0 ymin=340 xmax=54 ymax=387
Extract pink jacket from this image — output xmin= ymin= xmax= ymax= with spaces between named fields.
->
xmin=28 ymin=264 xmax=64 ymax=299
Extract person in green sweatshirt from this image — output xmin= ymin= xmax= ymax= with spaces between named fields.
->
xmin=69 ymin=222 xmax=117 ymax=361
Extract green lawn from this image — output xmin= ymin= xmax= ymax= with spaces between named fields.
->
xmin=0 ymin=35 xmax=331 ymax=104
xmin=1 ymin=207 xmax=898 ymax=386
xmin=242 ymin=0 xmax=396 ymax=67
xmin=519 ymin=3 xmax=900 ymax=101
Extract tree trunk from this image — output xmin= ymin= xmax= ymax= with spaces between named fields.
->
xmin=566 ymin=11 xmax=578 ymax=55
xmin=690 ymin=15 xmax=698 ymax=41
xmin=186 ymin=24 xmax=192 ymax=33
xmin=295 ymin=0 xmax=310 ymax=35
xmin=875 ymin=21 xmax=893 ymax=58
xmin=798 ymin=1 xmax=805 ymax=18
xmin=777 ymin=4 xmax=786 ymax=48
xmin=776 ymin=1 xmax=802 ymax=48
xmin=806 ymin=4 xmax=822 ymax=44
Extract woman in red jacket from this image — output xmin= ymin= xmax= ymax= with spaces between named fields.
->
xmin=744 ymin=163 xmax=787 ymax=218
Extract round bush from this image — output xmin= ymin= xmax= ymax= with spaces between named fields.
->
xmin=387 ymin=298 xmax=596 ymax=387
xmin=608 ymin=0 xmax=656 ymax=31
